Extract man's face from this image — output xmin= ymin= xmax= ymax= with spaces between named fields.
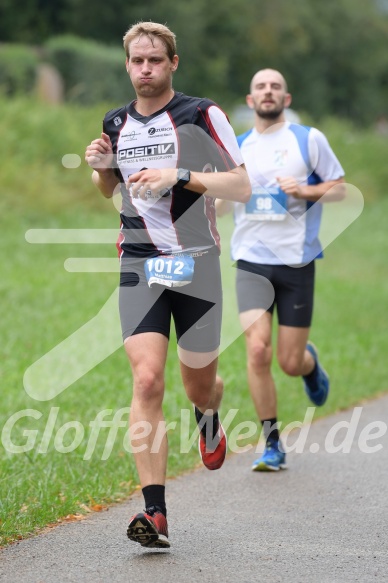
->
xmin=126 ymin=34 xmax=178 ymax=98
xmin=247 ymin=70 xmax=291 ymax=120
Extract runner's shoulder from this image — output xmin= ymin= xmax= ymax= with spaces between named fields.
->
xmin=173 ymin=92 xmax=221 ymax=116
xmin=103 ymin=105 xmax=128 ymax=125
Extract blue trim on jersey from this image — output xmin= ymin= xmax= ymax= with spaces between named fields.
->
xmin=288 ymin=124 xmax=324 ymax=263
xmin=288 ymin=124 xmax=311 ymax=170
xmin=237 ymin=129 xmax=253 ymax=148
xmin=289 ymin=123 xmax=323 ymax=187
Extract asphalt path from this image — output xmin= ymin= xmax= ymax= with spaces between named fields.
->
xmin=1 ymin=396 xmax=388 ymax=582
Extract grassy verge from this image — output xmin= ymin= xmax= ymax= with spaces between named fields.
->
xmin=1 ymin=98 xmax=387 ymax=545
xmin=2 ymin=199 xmax=387 ymax=545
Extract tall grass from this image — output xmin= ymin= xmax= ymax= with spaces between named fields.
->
xmin=0 ymin=97 xmax=110 ymax=214
xmin=0 ymin=98 xmax=387 ymax=545
xmin=1 ymin=97 xmax=387 ymax=211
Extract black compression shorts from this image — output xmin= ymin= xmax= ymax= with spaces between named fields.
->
xmin=119 ymin=253 xmax=222 ymax=352
xmin=235 ymin=260 xmax=315 ymax=328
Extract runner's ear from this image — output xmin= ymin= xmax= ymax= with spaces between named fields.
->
xmin=171 ymin=55 xmax=179 ymax=72
xmin=285 ymin=92 xmax=292 ymax=108
xmin=246 ymin=94 xmax=254 ymax=109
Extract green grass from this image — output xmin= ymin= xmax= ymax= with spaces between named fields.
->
xmin=2 ymin=199 xmax=387 ymax=546
xmin=1 ymin=98 xmax=387 ymax=545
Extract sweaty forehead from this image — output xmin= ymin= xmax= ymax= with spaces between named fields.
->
xmin=129 ymin=34 xmax=167 ymax=57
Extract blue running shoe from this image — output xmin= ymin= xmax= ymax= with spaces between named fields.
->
xmin=303 ymin=342 xmax=330 ymax=406
xmin=252 ymin=440 xmax=287 ymax=471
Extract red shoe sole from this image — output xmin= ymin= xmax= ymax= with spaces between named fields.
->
xmin=127 ymin=513 xmax=170 ymax=548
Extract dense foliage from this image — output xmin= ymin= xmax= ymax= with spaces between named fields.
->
xmin=0 ymin=0 xmax=387 ymax=122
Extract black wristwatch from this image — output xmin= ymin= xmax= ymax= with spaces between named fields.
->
xmin=176 ymin=168 xmax=191 ymax=188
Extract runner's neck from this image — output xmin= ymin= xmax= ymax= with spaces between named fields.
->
xmin=134 ymin=89 xmax=175 ymax=117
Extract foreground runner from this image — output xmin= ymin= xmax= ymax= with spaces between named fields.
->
xmin=85 ymin=21 xmax=250 ymax=547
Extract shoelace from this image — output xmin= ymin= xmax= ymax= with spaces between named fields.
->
xmin=266 ymin=440 xmax=283 ymax=453
xmin=145 ymin=505 xmax=164 ymax=517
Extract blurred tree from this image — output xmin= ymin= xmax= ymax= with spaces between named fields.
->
xmin=0 ymin=0 xmax=387 ymax=123
xmin=0 ymin=0 xmax=67 ymax=43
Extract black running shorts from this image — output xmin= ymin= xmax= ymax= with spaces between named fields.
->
xmin=235 ymin=260 xmax=315 ymax=328
xmin=119 ymin=253 xmax=222 ymax=352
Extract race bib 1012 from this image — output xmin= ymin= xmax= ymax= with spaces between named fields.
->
xmin=144 ymin=255 xmax=195 ymax=288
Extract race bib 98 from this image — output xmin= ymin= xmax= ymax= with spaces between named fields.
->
xmin=144 ymin=255 xmax=195 ymax=288
xmin=245 ymin=186 xmax=288 ymax=221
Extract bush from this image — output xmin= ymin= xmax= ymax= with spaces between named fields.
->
xmin=45 ymin=35 xmax=134 ymax=106
xmin=311 ymin=116 xmax=388 ymax=202
xmin=0 ymin=44 xmax=39 ymax=96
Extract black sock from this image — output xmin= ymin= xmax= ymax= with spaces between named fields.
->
xmin=261 ymin=418 xmax=279 ymax=444
xmin=142 ymin=484 xmax=166 ymax=517
xmin=303 ymin=362 xmax=318 ymax=388
xmin=195 ymin=407 xmax=219 ymax=439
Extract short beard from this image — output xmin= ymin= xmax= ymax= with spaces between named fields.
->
xmin=256 ymin=106 xmax=284 ymax=120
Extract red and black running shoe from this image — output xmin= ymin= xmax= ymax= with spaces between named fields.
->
xmin=127 ymin=506 xmax=170 ymax=548
xmin=199 ymin=422 xmax=227 ymax=470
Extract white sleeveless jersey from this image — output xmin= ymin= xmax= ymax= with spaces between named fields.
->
xmin=230 ymin=122 xmax=344 ymax=265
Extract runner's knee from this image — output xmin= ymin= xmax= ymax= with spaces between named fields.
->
xmin=278 ymin=354 xmax=303 ymax=377
xmin=185 ymin=381 xmax=214 ymax=409
xmin=248 ymin=340 xmax=272 ymax=372
xmin=132 ymin=369 xmax=164 ymax=404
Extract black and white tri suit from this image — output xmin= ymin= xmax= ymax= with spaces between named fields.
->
xmin=102 ymin=92 xmax=243 ymax=350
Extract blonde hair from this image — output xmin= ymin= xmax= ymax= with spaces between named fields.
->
xmin=123 ymin=22 xmax=177 ymax=61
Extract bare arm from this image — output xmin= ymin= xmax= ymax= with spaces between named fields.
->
xmin=85 ymin=132 xmax=120 ymax=198
xmin=128 ymin=164 xmax=251 ymax=202
xmin=277 ymin=176 xmax=346 ymax=203
xmin=215 ymin=198 xmax=234 ymax=217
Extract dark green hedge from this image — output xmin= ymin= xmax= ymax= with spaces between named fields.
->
xmin=0 ymin=44 xmax=39 ymax=96
xmin=44 ymin=35 xmax=134 ymax=105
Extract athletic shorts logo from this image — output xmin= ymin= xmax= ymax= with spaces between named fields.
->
xmin=195 ymin=322 xmax=210 ymax=330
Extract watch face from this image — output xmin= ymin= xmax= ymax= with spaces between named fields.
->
xmin=178 ymin=169 xmax=190 ymax=182
xmin=177 ymin=169 xmax=190 ymax=184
